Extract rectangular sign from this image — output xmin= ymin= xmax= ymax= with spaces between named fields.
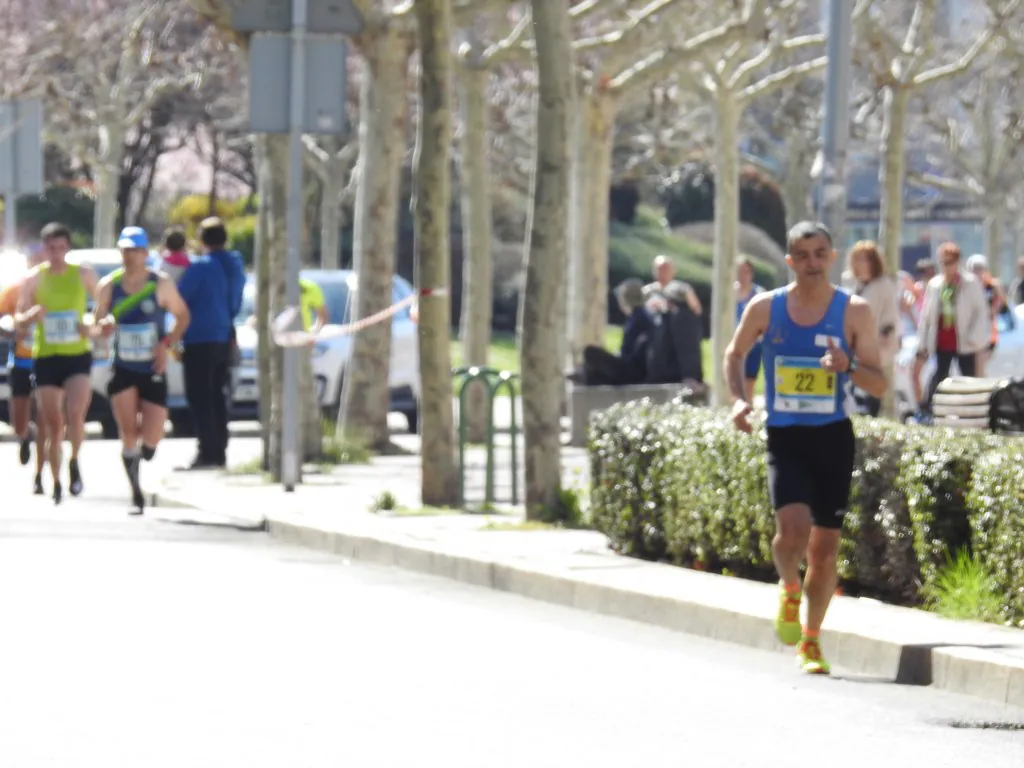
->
xmin=248 ymin=33 xmax=350 ymax=136
xmin=0 ymin=99 xmax=45 ymax=195
xmin=231 ymin=0 xmax=365 ymax=34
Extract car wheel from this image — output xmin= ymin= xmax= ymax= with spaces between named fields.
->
xmin=100 ymin=416 xmax=119 ymax=440
xmin=170 ymin=412 xmax=195 ymax=438
xmin=404 ymin=408 xmax=419 ymax=434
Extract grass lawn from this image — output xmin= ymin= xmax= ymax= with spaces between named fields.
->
xmin=451 ymin=329 xmax=765 ymax=396
xmin=609 ymin=205 xmax=777 ymax=292
xmin=448 ymin=203 xmax=775 ymax=396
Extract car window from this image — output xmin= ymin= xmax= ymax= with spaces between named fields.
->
xmin=318 ymin=280 xmax=352 ymax=325
xmin=392 ymin=276 xmax=414 ymax=322
xmin=237 ymin=279 xmax=256 ymax=324
xmin=997 ymin=308 xmax=1015 ymax=334
xmin=86 ymin=262 xmax=123 ymax=311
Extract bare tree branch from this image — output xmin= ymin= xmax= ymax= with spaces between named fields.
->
xmin=739 ymin=55 xmax=827 ymax=104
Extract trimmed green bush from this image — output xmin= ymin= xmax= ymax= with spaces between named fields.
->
xmin=588 ymin=400 xmax=1024 ymax=624
xmin=968 ymin=444 xmax=1024 ymax=627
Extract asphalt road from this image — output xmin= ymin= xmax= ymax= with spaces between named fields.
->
xmin=1 ymin=479 xmax=1023 ymax=767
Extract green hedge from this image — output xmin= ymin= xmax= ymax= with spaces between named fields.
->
xmin=588 ymin=400 xmax=1024 ymax=627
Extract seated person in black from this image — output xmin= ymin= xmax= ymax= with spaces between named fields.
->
xmin=572 ymin=279 xmax=654 ymax=386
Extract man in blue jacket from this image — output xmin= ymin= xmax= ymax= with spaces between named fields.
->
xmin=176 ymin=217 xmax=245 ymax=469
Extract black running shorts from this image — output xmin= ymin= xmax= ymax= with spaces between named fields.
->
xmin=107 ymin=366 xmax=168 ymax=408
xmin=8 ymin=365 xmax=34 ymax=397
xmin=34 ymin=353 xmax=92 ymax=389
xmin=765 ymin=418 xmax=855 ymax=529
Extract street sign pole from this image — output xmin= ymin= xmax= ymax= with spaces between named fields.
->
xmin=0 ymin=99 xmax=45 ymax=250
xmin=231 ymin=0 xmax=363 ymax=490
xmin=819 ymin=0 xmax=853 ymax=282
xmin=0 ymin=102 xmax=13 ymax=248
xmin=281 ymin=0 xmax=307 ymax=492
xmin=2 ymin=191 xmax=14 ymax=249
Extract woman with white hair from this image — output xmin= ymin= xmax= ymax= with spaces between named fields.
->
xmin=966 ymin=254 xmax=1006 ymax=376
xmin=841 ymin=240 xmax=899 ymax=416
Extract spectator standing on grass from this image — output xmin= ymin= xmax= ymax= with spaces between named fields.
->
xmin=841 ymin=241 xmax=899 ymax=417
xmin=645 ymin=279 xmax=705 ymax=390
xmin=913 ymin=242 xmax=989 ymax=417
xmin=643 ymin=254 xmax=702 ymax=316
xmin=568 ymin=278 xmax=653 ymax=386
xmin=175 ymin=217 xmax=245 ymax=470
xmin=735 ymin=258 xmax=765 ymax=403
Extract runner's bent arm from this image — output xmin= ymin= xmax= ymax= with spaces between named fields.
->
xmin=157 ymin=275 xmax=190 ymax=346
xmin=847 ymin=298 xmax=887 ymax=398
xmin=724 ymin=293 xmax=771 ymax=404
xmin=14 ymin=269 xmax=42 ymax=329
xmin=88 ymin=277 xmax=115 ymax=338
xmin=685 ymin=286 xmax=702 ymax=315
xmin=80 ymin=264 xmax=100 ymax=299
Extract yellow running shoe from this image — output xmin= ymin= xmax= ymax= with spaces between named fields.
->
xmin=775 ymin=584 xmax=802 ymax=646
xmin=797 ymin=636 xmax=831 ymax=675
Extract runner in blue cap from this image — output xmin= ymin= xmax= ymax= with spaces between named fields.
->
xmin=91 ymin=226 xmax=190 ymax=513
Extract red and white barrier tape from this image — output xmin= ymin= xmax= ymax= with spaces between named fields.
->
xmin=272 ymin=287 xmax=447 ymax=347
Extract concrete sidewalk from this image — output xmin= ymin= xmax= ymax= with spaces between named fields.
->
xmin=156 ymin=451 xmax=1024 ymax=708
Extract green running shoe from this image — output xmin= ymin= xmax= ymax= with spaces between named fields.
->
xmin=775 ymin=584 xmax=802 ymax=646
xmin=797 ymin=636 xmax=831 ymax=675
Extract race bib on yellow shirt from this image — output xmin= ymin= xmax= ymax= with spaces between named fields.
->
xmin=43 ymin=311 xmax=80 ymax=345
xmin=773 ymin=355 xmax=836 ymax=414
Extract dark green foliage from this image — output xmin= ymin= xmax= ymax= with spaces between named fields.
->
xmin=609 ymin=180 xmax=641 ymax=225
xmin=659 ymin=160 xmax=788 ymax=250
xmin=588 ymin=401 xmax=1024 ymax=624
xmin=15 ymin=186 xmax=96 ymax=242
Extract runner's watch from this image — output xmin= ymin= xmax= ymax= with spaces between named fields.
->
xmin=845 ymin=358 xmax=858 ymax=375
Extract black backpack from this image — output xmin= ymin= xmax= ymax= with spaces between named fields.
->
xmin=989 ymin=378 xmax=1024 ymax=434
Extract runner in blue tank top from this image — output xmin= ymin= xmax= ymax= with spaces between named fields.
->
xmin=735 ymin=257 xmax=765 ymax=403
xmin=90 ymin=227 xmax=190 ymax=514
xmin=724 ymin=221 xmax=886 ymax=676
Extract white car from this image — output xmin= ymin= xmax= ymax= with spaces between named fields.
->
xmin=894 ymin=304 xmax=1022 ymax=420
xmin=235 ymin=269 xmax=421 ymax=432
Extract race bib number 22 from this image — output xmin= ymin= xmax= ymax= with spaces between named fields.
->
xmin=773 ymin=356 xmax=837 ymax=414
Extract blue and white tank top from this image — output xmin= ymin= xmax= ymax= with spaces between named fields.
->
xmin=110 ymin=269 xmax=165 ymax=373
xmin=736 ymin=284 xmax=765 ymax=322
xmin=762 ymin=286 xmax=854 ymax=428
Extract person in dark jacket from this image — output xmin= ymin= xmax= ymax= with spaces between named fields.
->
xmin=571 ymin=278 xmax=654 ymax=386
xmin=645 ymin=279 xmax=705 ymax=390
xmin=175 ymin=217 xmax=245 ymax=469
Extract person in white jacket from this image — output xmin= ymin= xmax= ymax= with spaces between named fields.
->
xmin=913 ymin=242 xmax=990 ymax=412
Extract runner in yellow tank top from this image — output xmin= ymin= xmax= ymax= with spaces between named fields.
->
xmin=15 ymin=223 xmax=99 ymax=504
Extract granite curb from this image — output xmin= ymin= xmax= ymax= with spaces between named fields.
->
xmin=259 ymin=513 xmax=1024 ymax=709
xmin=152 ymin=477 xmax=1024 ymax=709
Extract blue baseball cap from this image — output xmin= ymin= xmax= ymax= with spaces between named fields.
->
xmin=117 ymin=226 xmax=149 ymax=249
